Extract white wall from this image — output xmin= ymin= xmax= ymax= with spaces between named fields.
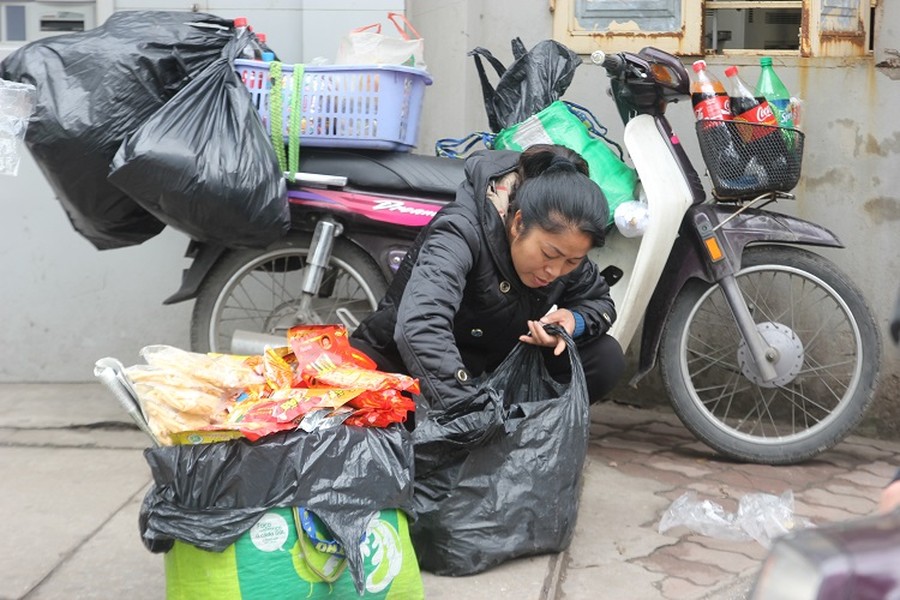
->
xmin=0 ymin=1 xmax=402 ymax=381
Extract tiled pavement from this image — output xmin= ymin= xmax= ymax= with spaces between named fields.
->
xmin=2 ymin=384 xmax=898 ymax=600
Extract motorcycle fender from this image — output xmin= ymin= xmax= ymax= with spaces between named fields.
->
xmin=631 ymin=206 xmax=844 ymax=384
xmin=163 ymin=241 xmax=227 ymax=305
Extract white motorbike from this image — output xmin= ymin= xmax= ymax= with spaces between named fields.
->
xmin=592 ymin=47 xmax=879 ymax=464
xmin=178 ymin=46 xmax=880 ymax=465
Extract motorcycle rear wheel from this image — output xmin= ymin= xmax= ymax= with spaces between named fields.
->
xmin=190 ymin=234 xmax=387 ymax=353
xmin=660 ymin=246 xmax=880 ymax=465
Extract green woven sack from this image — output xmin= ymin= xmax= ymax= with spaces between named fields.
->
xmin=165 ymin=508 xmax=423 ymax=600
xmin=493 ymin=100 xmax=637 ymax=224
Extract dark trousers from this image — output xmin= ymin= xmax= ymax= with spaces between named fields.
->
xmin=542 ymin=333 xmax=626 ymax=403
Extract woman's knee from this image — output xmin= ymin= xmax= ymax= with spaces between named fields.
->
xmin=581 ymin=334 xmax=626 ymax=403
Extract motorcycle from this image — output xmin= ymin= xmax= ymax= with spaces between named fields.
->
xmin=165 ymin=46 xmax=880 ymax=465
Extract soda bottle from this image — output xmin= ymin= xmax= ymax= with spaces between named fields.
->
xmin=691 ymin=60 xmax=731 ymax=124
xmin=691 ymin=60 xmax=745 ymax=193
xmin=755 ymin=57 xmax=794 ymax=129
xmin=726 ymin=65 xmax=786 ymax=190
xmin=725 ymin=65 xmax=778 ymax=142
xmin=233 ymin=17 xmax=263 ymax=60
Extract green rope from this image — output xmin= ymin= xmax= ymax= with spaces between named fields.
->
xmin=286 ymin=64 xmax=304 ymax=181
xmin=268 ymin=61 xmax=287 ymax=174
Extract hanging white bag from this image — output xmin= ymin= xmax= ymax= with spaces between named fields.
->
xmin=336 ymin=12 xmax=426 ymax=69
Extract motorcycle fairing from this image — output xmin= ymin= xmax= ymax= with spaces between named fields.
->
xmin=629 ymin=204 xmax=845 ymax=385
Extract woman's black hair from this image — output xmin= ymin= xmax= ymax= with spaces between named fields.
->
xmin=509 ymin=144 xmax=608 ymax=247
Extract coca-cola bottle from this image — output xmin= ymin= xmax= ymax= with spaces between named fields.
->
xmin=725 ymin=65 xmax=778 ymax=142
xmin=725 ymin=65 xmax=785 ymax=190
xmin=691 ymin=60 xmax=743 ymax=193
xmin=691 ymin=60 xmax=731 ymax=124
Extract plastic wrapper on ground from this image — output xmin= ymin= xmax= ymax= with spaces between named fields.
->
xmin=658 ymin=490 xmax=814 ymax=548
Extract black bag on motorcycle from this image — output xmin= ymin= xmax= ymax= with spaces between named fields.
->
xmin=108 ymin=39 xmax=290 ymax=249
xmin=468 ymin=37 xmax=581 ymax=132
xmin=0 ymin=11 xmax=233 ymax=249
xmin=411 ymin=328 xmax=590 ymax=576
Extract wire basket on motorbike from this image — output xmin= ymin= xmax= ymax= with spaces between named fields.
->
xmin=695 ymin=120 xmax=805 ymax=200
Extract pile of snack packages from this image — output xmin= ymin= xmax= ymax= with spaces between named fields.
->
xmin=126 ymin=325 xmax=418 ymax=445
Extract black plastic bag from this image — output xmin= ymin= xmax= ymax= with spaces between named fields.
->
xmin=468 ymin=37 xmax=582 ymax=132
xmin=108 ymin=38 xmax=290 ymax=248
xmin=410 ymin=327 xmax=590 ymax=575
xmin=140 ymin=425 xmax=414 ymax=595
xmin=0 ymin=11 xmax=233 ymax=249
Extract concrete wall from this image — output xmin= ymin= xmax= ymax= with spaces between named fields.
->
xmin=1 ymin=0 xmax=898 ymax=435
xmin=407 ymin=0 xmax=900 ymax=434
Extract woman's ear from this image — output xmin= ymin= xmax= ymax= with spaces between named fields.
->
xmin=510 ymin=211 xmax=523 ymax=238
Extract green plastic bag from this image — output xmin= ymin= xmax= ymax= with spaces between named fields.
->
xmin=493 ymin=100 xmax=637 ymax=224
xmin=165 ymin=508 xmax=423 ymax=600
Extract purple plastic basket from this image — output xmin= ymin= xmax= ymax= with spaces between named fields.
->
xmin=236 ymin=59 xmax=432 ymax=152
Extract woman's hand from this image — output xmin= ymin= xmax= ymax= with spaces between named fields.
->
xmin=519 ymin=308 xmax=575 ymax=356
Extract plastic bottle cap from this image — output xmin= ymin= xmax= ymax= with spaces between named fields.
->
xmin=262 ymin=51 xmax=275 ymax=62
xmin=257 ymin=33 xmax=267 ymax=43
xmin=234 ymin=17 xmax=247 ymax=28
xmin=692 ymin=60 xmax=707 ymax=72
xmin=760 ymin=57 xmax=773 ymax=66
xmin=724 ymin=65 xmax=738 ymax=77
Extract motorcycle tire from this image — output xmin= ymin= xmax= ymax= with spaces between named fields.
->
xmin=190 ymin=234 xmax=387 ymax=353
xmin=660 ymin=245 xmax=881 ymax=465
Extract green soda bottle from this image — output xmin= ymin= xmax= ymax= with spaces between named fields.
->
xmin=755 ymin=57 xmax=793 ymax=129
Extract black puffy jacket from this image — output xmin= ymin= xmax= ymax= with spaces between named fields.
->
xmin=351 ymin=150 xmax=616 ymax=411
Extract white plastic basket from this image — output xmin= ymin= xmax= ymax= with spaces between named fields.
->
xmin=236 ymin=59 xmax=432 ymax=152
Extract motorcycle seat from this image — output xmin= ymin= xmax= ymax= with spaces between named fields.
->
xmin=294 ymin=149 xmax=467 ymax=197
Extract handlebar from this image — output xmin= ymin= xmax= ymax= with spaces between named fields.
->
xmin=590 ymin=50 xmax=626 ymax=74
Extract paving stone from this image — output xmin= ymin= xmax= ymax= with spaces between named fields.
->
xmin=596 ymin=445 xmax=647 ymax=465
xmin=562 ymin=562 xmax=663 ymax=600
xmin=599 ymin=436 xmax=661 ymax=454
xmin=649 ymin=459 xmax=717 ymax=479
xmin=687 ymin=535 xmax=770 ymax=561
xmin=797 ymin=487 xmax=879 ymax=516
xmin=842 ymin=434 xmax=900 ymax=454
xmin=635 ymin=551 xmax=732 ymax=587
xmin=793 ymin=499 xmax=858 ymax=524
xmin=857 ymin=460 xmax=899 ymax=479
xmin=832 ymin=439 xmax=896 ymax=462
xmin=834 ymin=469 xmax=892 ymax=488
xmin=638 ymin=421 xmax=696 ymax=440
xmin=613 ymin=462 xmax=693 ymax=488
xmin=660 ymin=541 xmax=761 ymax=574
xmin=660 ymin=575 xmax=712 ymax=600
xmin=706 ymin=469 xmax=790 ymax=495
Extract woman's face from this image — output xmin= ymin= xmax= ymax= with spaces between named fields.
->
xmin=509 ymin=212 xmax=592 ymax=288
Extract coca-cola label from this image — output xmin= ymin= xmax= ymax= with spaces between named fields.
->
xmin=692 ymin=94 xmax=731 ymax=121
xmin=733 ymin=100 xmax=779 ymax=142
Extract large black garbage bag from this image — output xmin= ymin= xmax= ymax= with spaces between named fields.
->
xmin=411 ymin=327 xmax=590 ymax=575
xmin=0 ymin=11 xmax=233 ymax=249
xmin=140 ymin=425 xmax=414 ymax=594
xmin=468 ymin=37 xmax=582 ymax=132
xmin=108 ymin=38 xmax=290 ymax=248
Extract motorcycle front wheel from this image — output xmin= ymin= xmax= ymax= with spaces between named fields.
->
xmin=190 ymin=234 xmax=387 ymax=353
xmin=660 ymin=245 xmax=881 ymax=465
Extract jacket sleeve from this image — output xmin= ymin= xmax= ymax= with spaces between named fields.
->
xmin=393 ymin=212 xmax=479 ymax=412
xmin=561 ymin=258 xmax=617 ymax=338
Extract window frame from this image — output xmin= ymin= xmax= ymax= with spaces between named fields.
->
xmin=550 ymin=0 xmax=876 ymax=58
